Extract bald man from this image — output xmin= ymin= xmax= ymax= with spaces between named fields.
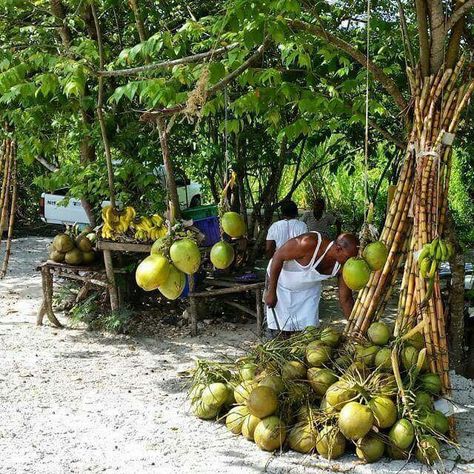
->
xmin=264 ymin=232 xmax=359 ymax=335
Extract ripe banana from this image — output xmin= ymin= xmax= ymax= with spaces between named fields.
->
xmin=420 ymin=258 xmax=431 ymax=278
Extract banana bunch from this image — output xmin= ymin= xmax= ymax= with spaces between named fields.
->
xmin=101 ymin=205 xmax=136 ymax=240
xmin=418 ymin=237 xmax=454 ymax=279
xmin=131 ymin=214 xmax=167 ymax=242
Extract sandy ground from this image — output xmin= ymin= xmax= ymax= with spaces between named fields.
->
xmin=1 ymin=237 xmax=474 ymax=474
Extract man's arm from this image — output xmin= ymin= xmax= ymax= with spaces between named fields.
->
xmin=265 ymin=235 xmax=311 ymax=307
xmin=265 ymin=240 xmax=276 ymax=259
xmin=338 ymin=274 xmax=354 ymax=318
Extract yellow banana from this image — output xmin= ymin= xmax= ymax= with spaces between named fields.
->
xmin=427 ymin=259 xmax=438 ymax=278
xmin=151 ymin=214 xmax=163 ymax=227
xmin=420 ymin=258 xmax=431 ymax=279
xmin=125 ymin=206 xmax=136 ymax=222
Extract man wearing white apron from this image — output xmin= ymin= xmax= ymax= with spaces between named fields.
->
xmin=265 ymin=232 xmax=358 ymax=333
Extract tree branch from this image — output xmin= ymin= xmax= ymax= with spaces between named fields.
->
xmin=429 ymin=0 xmax=446 ymax=74
xmin=35 ymin=156 xmax=58 ymax=172
xmin=140 ymin=41 xmax=269 ymax=122
xmin=98 ymin=43 xmax=238 ymax=77
xmin=287 ymin=19 xmax=407 ymax=111
xmin=128 ymin=0 xmax=148 ymax=43
xmin=446 ymin=0 xmax=474 ymax=31
xmin=446 ymin=0 xmax=467 ymax=68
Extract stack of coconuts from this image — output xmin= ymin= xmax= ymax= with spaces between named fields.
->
xmin=135 ymin=235 xmax=201 ymax=300
xmin=49 ymin=230 xmax=97 ymax=265
xmin=189 ymin=323 xmax=451 ymax=465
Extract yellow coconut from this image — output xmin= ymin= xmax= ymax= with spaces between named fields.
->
xmin=356 ymin=434 xmax=385 ymax=463
xmin=315 ymin=425 xmax=346 ymax=460
xmin=135 ymin=254 xmax=171 ymax=291
xmin=192 ymin=400 xmax=219 ymax=420
xmin=281 ymin=360 xmax=306 ymax=380
xmin=201 ymin=383 xmax=230 ymax=409
xmin=65 ymin=248 xmax=83 ymax=265
xmin=338 ymin=402 xmax=374 ymax=440
xmin=221 ymin=212 xmax=246 ymax=238
xmin=169 ymin=238 xmax=201 ymax=275
xmin=158 ymin=264 xmax=186 ymax=300
xmin=259 ymin=375 xmax=285 ymax=395
xmin=254 ymin=416 xmax=286 ymax=451
xmin=210 ymin=241 xmax=235 ymax=269
xmin=225 ymin=405 xmax=250 ymax=434
xmin=234 ymin=380 xmax=258 ymax=404
xmin=247 ymin=386 xmax=278 ymax=418
xmin=307 ymin=368 xmax=338 ymax=397
xmin=288 ymin=422 xmax=318 ymax=454
xmin=368 ymin=396 xmax=397 ymax=429
xmin=242 ymin=414 xmax=261 ymax=441
xmin=53 ymin=233 xmax=74 ymax=253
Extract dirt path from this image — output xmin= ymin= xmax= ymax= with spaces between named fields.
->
xmin=1 ymin=237 xmax=473 ymax=474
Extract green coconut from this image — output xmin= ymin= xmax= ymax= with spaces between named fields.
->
xmin=239 ymin=363 xmax=257 ymax=381
xmin=259 ymin=375 xmax=284 ymax=395
xmin=226 ymin=405 xmax=250 ymax=434
xmin=406 ymin=331 xmax=425 ymax=350
xmin=433 ymin=410 xmax=449 ymax=435
xmin=150 ymin=237 xmax=167 ymax=255
xmin=388 ymin=418 xmax=415 ymax=450
xmin=346 ymin=361 xmax=369 ymax=378
xmin=189 ymin=383 xmax=206 ymax=403
xmin=254 ymin=416 xmax=286 ymax=452
xmin=320 ymin=396 xmax=337 ymax=414
xmin=158 ymin=264 xmax=186 ymax=300
xmin=342 ymin=257 xmax=371 ymax=290
xmin=369 ymin=396 xmax=397 ymax=429
xmin=65 ymin=247 xmax=83 ymax=265
xmin=402 ymin=345 xmax=419 ymax=371
xmin=338 ymin=402 xmax=374 ymax=440
xmin=325 ymin=381 xmax=357 ymax=410
xmin=377 ymin=374 xmax=398 ymax=397
xmin=169 ymin=238 xmax=201 ymax=275
xmin=234 ymin=380 xmax=258 ymax=404
xmin=367 ymin=321 xmax=391 ymax=346
xmin=363 ymin=241 xmax=388 ymax=271
xmin=242 ymin=414 xmax=261 ymax=441
xmin=281 ymin=360 xmax=306 ymax=380
xmin=416 ymin=435 xmax=441 ymax=465
xmin=201 ymin=383 xmax=230 ymax=409
xmin=334 ymin=354 xmax=352 ymax=369
xmin=296 ymin=405 xmax=317 ymax=422
xmin=210 ymin=241 xmax=235 ymax=269
xmin=415 ymin=391 xmax=434 ymax=410
xmin=221 ymin=212 xmax=246 ymax=238
xmin=76 ymin=235 xmax=93 ymax=252
xmin=225 ymin=383 xmax=236 ymax=405
xmin=386 ymin=445 xmax=409 ymax=460
xmin=356 ymin=434 xmax=385 ymax=463
xmin=420 ymin=373 xmax=442 ymax=395
xmin=374 ymin=347 xmax=393 ymax=371
xmin=307 ymin=368 xmax=338 ymax=397
xmin=49 ymin=249 xmax=65 ymax=263
xmin=82 ymin=250 xmax=95 ymax=264
xmin=247 ymin=386 xmax=278 ymax=418
xmin=320 ymin=327 xmax=341 ymax=347
xmin=192 ymin=400 xmax=219 ymax=420
xmin=306 ymin=344 xmax=332 ymax=367
xmin=315 ymin=425 xmax=346 ymax=460
xmin=53 ymin=233 xmax=74 ymax=253
xmin=135 ymin=254 xmax=171 ymax=291
xmin=419 ymin=410 xmax=438 ymax=432
xmin=287 ymin=383 xmax=311 ymax=402
xmin=355 ymin=344 xmax=379 ymax=367
xmin=288 ymin=422 xmax=317 ymax=454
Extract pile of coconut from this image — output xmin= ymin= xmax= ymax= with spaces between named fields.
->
xmin=189 ymin=323 xmax=453 ymax=465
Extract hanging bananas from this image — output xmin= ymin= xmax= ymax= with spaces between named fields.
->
xmin=417 ymin=237 xmax=454 ymax=302
xmin=129 ymin=214 xmax=168 ymax=242
xmin=100 ymin=205 xmax=137 ymax=240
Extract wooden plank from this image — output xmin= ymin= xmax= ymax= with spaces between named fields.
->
xmin=190 ymin=282 xmax=265 ymax=298
xmin=223 ymin=300 xmax=257 ymax=318
xmin=36 ymin=261 xmax=104 ymax=272
xmin=50 ymin=271 xmax=109 ymax=288
xmin=97 ymin=240 xmax=151 ymax=253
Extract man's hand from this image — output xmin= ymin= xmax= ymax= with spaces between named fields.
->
xmin=265 ymin=290 xmax=278 ymax=308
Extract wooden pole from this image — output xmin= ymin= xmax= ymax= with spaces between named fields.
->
xmin=188 ymin=275 xmax=198 ymax=336
xmin=103 ymin=249 xmax=119 ymax=312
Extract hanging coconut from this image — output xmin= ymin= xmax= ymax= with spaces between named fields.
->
xmin=307 ymin=368 xmax=338 ymax=397
xmin=388 ymin=418 xmax=414 ymax=450
xmin=158 ymin=264 xmax=186 ymax=300
xmin=315 ymin=425 xmax=346 ymax=460
xmin=253 ymin=416 xmax=286 ymax=451
xmin=342 ymin=257 xmax=371 ymax=290
xmin=226 ymin=405 xmax=249 ymax=434
xmin=135 ymin=254 xmax=171 ymax=291
xmin=221 ymin=212 xmax=246 ymax=238
xmin=247 ymin=386 xmax=278 ymax=418
xmin=338 ymin=402 xmax=374 ymax=440
xmin=169 ymin=238 xmax=201 ymax=275
xmin=288 ymin=422 xmax=318 ymax=454
xmin=363 ymin=241 xmax=388 ymax=271
xmin=242 ymin=414 xmax=261 ymax=441
xmin=356 ymin=434 xmax=385 ymax=463
xmin=368 ymin=396 xmax=397 ymax=429
xmin=210 ymin=241 xmax=235 ymax=269
xmin=367 ymin=321 xmax=391 ymax=346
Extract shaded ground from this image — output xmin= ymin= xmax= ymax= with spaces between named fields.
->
xmin=0 ymin=237 xmax=473 ymax=474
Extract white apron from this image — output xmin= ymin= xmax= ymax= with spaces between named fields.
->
xmin=266 ymin=232 xmax=340 ymax=331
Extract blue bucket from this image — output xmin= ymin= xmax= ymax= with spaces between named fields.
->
xmin=193 ymin=216 xmax=221 ymax=247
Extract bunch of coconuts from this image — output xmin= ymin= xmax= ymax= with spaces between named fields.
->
xmin=190 ymin=323 xmax=449 ymax=466
xmin=49 ymin=229 xmax=97 ymax=265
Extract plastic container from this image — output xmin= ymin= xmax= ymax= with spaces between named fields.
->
xmin=182 ymin=204 xmax=218 ymax=220
xmin=193 ymin=216 xmax=221 ymax=247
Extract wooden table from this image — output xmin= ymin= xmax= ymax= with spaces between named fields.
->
xmin=36 ymin=261 xmax=112 ymax=327
xmin=188 ymin=277 xmax=265 ymax=337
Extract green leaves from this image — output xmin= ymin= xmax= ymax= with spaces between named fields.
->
xmin=63 ymin=65 xmax=86 ymax=98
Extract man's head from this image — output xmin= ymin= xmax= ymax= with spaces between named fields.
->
xmin=312 ymin=197 xmax=326 ymax=219
xmin=333 ymin=233 xmax=359 ymax=263
xmin=280 ymin=200 xmax=299 ymax=219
